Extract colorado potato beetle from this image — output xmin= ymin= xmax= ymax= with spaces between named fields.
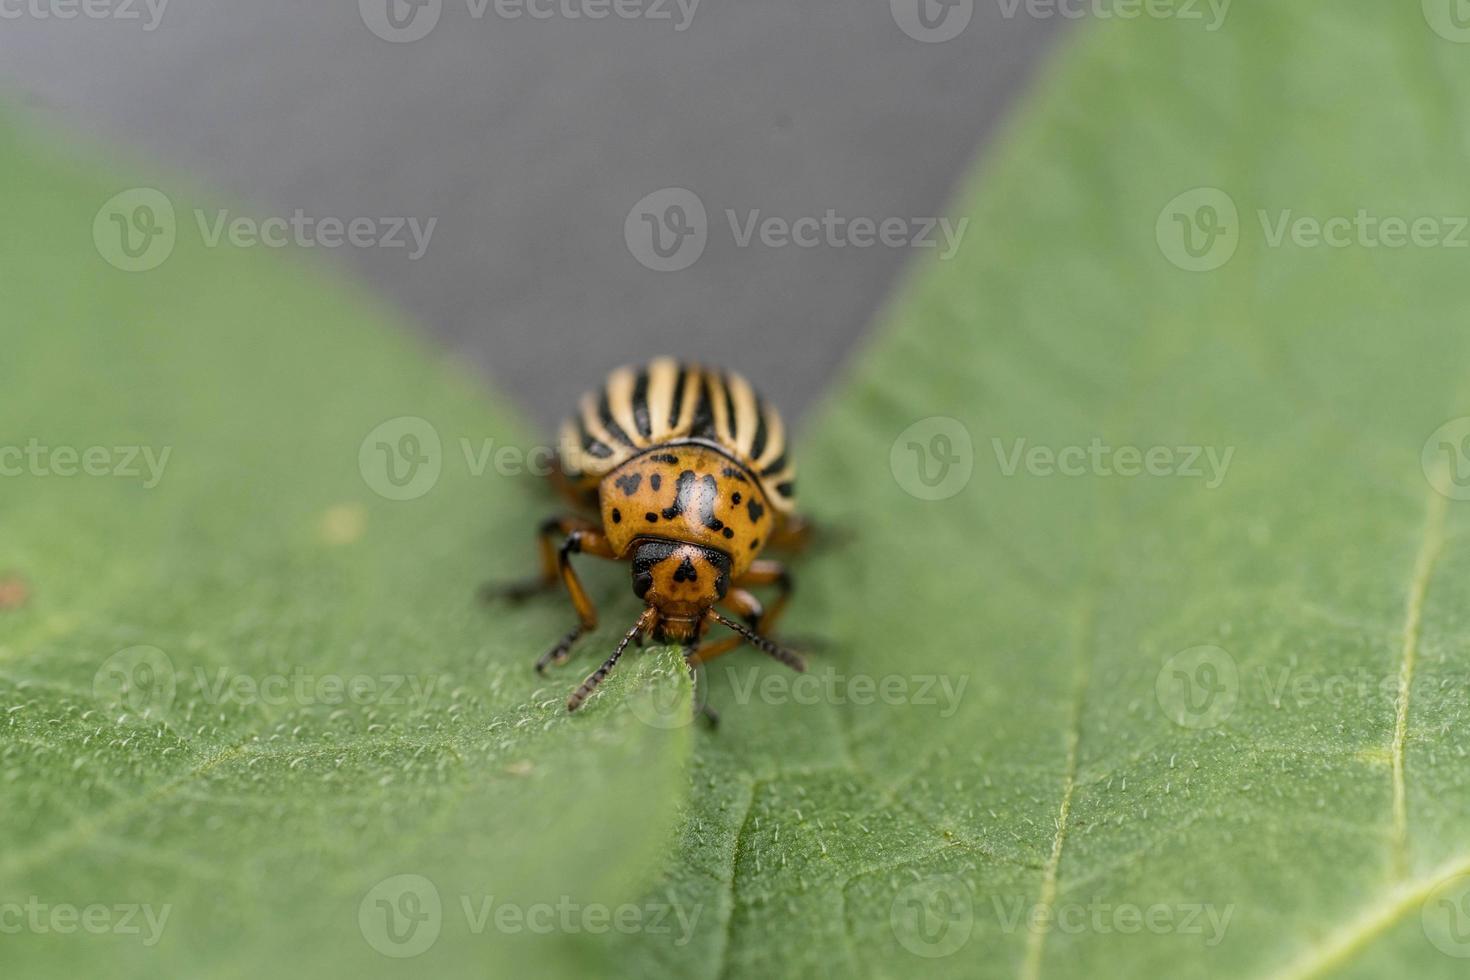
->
xmin=489 ymin=358 xmax=814 ymax=718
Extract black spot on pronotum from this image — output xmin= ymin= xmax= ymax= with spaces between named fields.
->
xmin=731 ymin=491 xmax=742 ymax=505
xmin=614 ymin=472 xmax=642 ymax=496
xmin=721 ymin=528 xmax=734 ymax=539
xmin=650 ymin=473 xmax=661 ymax=491
xmin=673 ymin=557 xmax=699 ymax=583
xmin=721 ymin=466 xmax=749 ymax=484
xmin=747 ymin=499 xmax=765 ymax=523
xmin=645 ymin=512 xmax=658 ymax=522
xmin=611 ymin=508 xmax=622 ymax=523
xmin=750 ymin=538 xmax=760 ymax=550
xmin=663 ymin=469 xmax=724 ymax=532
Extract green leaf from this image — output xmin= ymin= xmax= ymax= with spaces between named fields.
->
xmin=9 ymin=2 xmax=1470 ymax=978
xmin=0 ymin=119 xmax=694 ymax=978
xmin=554 ymin=3 xmax=1470 ymax=979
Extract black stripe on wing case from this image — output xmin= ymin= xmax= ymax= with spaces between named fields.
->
xmin=598 ymin=389 xmax=636 ymax=447
xmin=631 ymin=368 xmax=652 ymax=439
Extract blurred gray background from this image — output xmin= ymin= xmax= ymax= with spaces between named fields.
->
xmin=0 ymin=0 xmax=1060 ymax=426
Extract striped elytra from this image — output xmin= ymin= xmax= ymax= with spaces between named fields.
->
xmin=557 ymin=358 xmax=796 ymax=514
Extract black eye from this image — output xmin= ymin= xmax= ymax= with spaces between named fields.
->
xmin=632 ymin=571 xmax=654 ymax=598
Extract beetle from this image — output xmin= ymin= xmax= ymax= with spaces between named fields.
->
xmin=487 ymin=358 xmax=814 ymax=718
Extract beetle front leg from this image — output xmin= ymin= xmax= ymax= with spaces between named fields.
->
xmin=535 ymin=528 xmax=616 ymax=673
xmin=482 ymin=514 xmax=598 ymax=603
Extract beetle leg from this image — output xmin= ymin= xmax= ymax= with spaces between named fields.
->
xmin=482 ymin=514 xmax=598 ymax=603
xmin=535 ymin=528 xmax=616 ymax=673
xmin=765 ymin=513 xmax=815 ymax=553
xmin=736 ymin=560 xmax=792 ymax=635
xmin=687 ymin=633 xmax=742 ymax=666
xmin=721 ymin=587 xmax=765 ymax=629
xmin=767 ymin=513 xmax=854 ymax=556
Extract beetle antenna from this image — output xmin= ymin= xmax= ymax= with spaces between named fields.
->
xmin=706 ymin=610 xmax=806 ymax=673
xmin=567 ymin=608 xmax=655 ymax=712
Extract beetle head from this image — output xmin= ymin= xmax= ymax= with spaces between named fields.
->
xmin=629 ymin=539 xmax=731 ymax=643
